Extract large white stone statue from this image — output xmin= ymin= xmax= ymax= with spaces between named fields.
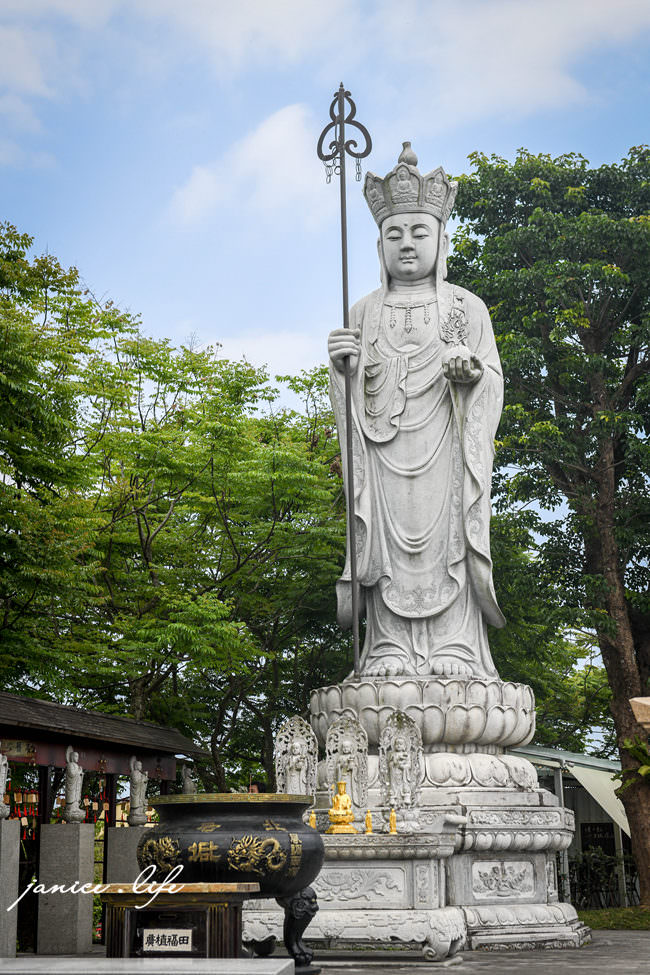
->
xmin=0 ymin=745 xmax=10 ymax=819
xmin=64 ymin=745 xmax=86 ymax=823
xmin=328 ymin=143 xmax=505 ymax=680
xmin=262 ymin=137 xmax=588 ymax=955
xmin=128 ymin=755 xmax=148 ymax=826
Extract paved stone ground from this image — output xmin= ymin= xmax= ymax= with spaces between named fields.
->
xmin=14 ymin=931 xmax=649 ymax=973
xmin=314 ymin=931 xmax=650 ymax=974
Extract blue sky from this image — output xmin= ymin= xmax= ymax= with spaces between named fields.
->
xmin=2 ymin=0 xmax=650 ymax=378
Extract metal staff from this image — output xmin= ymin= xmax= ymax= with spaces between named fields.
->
xmin=317 ymin=84 xmax=372 ymax=679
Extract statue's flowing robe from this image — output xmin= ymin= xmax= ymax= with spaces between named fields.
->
xmin=330 ymin=282 xmax=505 ymax=678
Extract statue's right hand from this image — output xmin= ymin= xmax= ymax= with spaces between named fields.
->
xmin=328 ymin=328 xmax=360 ymax=374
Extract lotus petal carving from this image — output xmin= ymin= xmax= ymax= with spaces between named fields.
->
xmin=310 ymin=678 xmax=536 ymax=748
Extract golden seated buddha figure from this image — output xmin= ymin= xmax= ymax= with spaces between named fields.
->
xmin=326 ymin=781 xmax=357 ymax=834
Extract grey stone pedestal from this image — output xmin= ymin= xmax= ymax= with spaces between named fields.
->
xmin=37 ymin=823 xmax=95 ymax=955
xmin=306 ymin=677 xmax=591 ymax=952
xmin=0 ymin=818 xmax=20 ymax=957
xmin=105 ymin=826 xmax=148 ymax=883
xmin=244 ymin=832 xmax=466 ymax=962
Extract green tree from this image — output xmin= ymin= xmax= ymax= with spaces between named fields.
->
xmin=61 ymin=336 xmax=346 ymax=728
xmin=178 ymin=368 xmax=350 ymax=789
xmin=489 ymin=512 xmax=614 ymax=754
xmin=0 ymin=227 xmax=348 ymax=745
xmin=449 ymin=147 xmax=650 ymax=903
xmin=0 ymin=222 xmax=99 ymax=688
xmin=1 ymin=219 xmax=616 ymax=803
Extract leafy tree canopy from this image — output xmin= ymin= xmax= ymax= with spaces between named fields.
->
xmin=0 ymin=216 xmax=617 ymax=792
xmin=449 ymin=146 xmax=650 ymax=904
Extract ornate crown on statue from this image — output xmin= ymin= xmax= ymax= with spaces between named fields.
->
xmin=363 ymin=142 xmax=458 ymax=228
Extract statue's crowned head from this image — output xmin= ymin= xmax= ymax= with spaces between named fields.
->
xmin=364 ymin=144 xmax=457 ymax=289
xmin=363 ymin=143 xmax=457 ymax=229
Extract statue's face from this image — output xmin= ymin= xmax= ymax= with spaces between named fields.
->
xmin=381 ymin=212 xmax=440 ymax=283
xmin=341 ymin=738 xmax=353 ymax=754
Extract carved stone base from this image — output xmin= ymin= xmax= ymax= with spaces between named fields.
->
xmin=244 ymin=832 xmax=464 ymax=962
xmin=303 ymin=675 xmax=589 ymax=954
xmin=462 ymin=903 xmax=590 ymax=950
xmin=245 ymin=907 xmax=466 ymax=963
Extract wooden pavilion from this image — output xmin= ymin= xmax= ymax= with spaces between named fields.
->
xmin=0 ymin=692 xmax=206 ymax=950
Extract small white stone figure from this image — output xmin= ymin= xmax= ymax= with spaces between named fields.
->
xmin=287 ymin=739 xmax=308 ymax=793
xmin=128 ymin=756 xmax=148 ymax=826
xmin=379 ymin=711 xmax=424 ymax=814
xmin=0 ymin=746 xmax=10 ymax=820
xmin=274 ymin=716 xmax=318 ymax=799
xmin=64 ymin=745 xmax=86 ymax=823
xmin=326 ymin=715 xmax=368 ymax=811
xmin=388 ymin=735 xmax=413 ymax=806
xmin=181 ymin=764 xmax=197 ymax=794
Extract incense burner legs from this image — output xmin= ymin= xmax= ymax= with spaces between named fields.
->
xmin=277 ymin=886 xmax=319 ymax=971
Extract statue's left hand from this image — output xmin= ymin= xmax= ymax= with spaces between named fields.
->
xmin=441 ymin=345 xmax=484 ymax=384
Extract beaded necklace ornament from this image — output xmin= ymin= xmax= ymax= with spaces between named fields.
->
xmin=383 ymin=298 xmax=437 ymax=333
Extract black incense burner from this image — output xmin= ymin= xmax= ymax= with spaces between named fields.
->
xmin=136 ymin=793 xmax=323 ymax=971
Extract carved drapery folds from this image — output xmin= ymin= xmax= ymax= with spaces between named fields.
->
xmin=275 ymin=716 xmax=318 ymax=799
xmin=325 ymin=715 xmax=368 ymax=811
xmin=63 ymin=744 xmax=86 ymax=823
xmin=379 ymin=711 xmax=424 ymax=812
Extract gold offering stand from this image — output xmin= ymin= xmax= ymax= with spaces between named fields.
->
xmin=102 ymin=882 xmax=259 ymax=959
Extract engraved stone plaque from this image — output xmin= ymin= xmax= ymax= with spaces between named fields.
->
xmin=142 ymin=929 xmax=193 ymax=952
xmin=314 ymin=865 xmax=406 ymax=908
xmin=471 ymin=860 xmax=534 ymax=900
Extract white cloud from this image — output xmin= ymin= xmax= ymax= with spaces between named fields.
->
xmin=2 ymin=0 xmax=650 ymax=172
xmin=371 ymin=0 xmax=650 ymax=129
xmin=0 ymin=139 xmax=22 ymax=167
xmin=0 ymin=1 xmax=117 ymax=28
xmin=132 ymin=0 xmax=352 ymax=72
xmin=0 ymin=25 xmax=54 ymax=97
xmin=2 ymin=0 xmax=650 ymax=146
xmin=0 ymin=137 xmax=54 ymax=168
xmin=168 ymin=104 xmax=335 ymax=229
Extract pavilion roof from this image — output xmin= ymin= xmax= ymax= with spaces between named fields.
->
xmin=0 ymin=691 xmax=204 ymax=757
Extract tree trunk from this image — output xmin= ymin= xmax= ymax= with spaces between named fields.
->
xmin=261 ymin=717 xmax=276 ymax=791
xmin=209 ymin=735 xmax=227 ymax=792
xmin=593 ymin=441 xmax=650 ymax=905
xmin=130 ymin=678 xmax=147 ymax=721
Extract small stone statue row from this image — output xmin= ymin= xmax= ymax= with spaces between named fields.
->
xmin=274 ymin=712 xmax=425 ymax=818
xmin=65 ymin=749 xmax=151 ymax=825
xmin=0 ymin=743 xmax=196 ymax=825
